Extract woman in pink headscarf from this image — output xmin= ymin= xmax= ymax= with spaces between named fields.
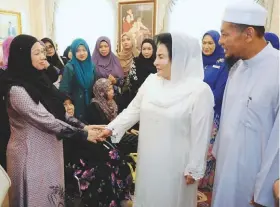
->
xmin=1 ymin=37 xmax=14 ymax=70
xmin=0 ymin=37 xmax=14 ymax=171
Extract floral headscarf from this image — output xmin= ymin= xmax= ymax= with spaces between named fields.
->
xmin=91 ymin=78 xmax=118 ymax=121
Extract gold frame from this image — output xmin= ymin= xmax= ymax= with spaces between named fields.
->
xmin=0 ymin=10 xmax=22 ymax=43
xmin=118 ymin=0 xmax=156 ymax=52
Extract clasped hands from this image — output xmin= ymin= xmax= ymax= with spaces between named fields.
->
xmin=83 ymin=125 xmax=112 ymax=143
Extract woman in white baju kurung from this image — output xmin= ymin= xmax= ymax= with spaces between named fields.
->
xmin=99 ymin=33 xmax=214 ymax=207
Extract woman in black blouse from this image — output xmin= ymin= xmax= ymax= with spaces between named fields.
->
xmin=125 ymin=38 xmax=157 ymax=104
xmin=65 ymin=79 xmax=132 ymax=206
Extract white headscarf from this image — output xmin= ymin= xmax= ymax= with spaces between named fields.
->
xmin=148 ymin=33 xmax=205 ymax=107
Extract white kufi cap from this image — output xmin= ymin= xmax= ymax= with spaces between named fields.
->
xmin=223 ymin=1 xmax=267 ymax=26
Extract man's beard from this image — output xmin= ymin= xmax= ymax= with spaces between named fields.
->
xmin=225 ymin=56 xmax=240 ymax=71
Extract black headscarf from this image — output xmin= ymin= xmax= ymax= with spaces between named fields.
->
xmin=41 ymin=37 xmax=65 ymax=70
xmin=0 ymin=34 xmax=67 ymax=121
xmin=63 ymin=46 xmax=71 ymax=60
xmin=134 ymin=39 xmax=157 ymax=86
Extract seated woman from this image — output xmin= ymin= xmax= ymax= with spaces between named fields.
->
xmin=85 ymin=78 xmax=138 ymax=153
xmin=63 ymin=85 xmax=132 ymax=207
xmin=85 ymin=78 xmax=117 ymax=125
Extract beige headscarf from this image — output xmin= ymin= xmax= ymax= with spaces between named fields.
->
xmin=118 ymin=32 xmax=139 ymax=76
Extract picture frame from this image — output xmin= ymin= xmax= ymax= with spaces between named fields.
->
xmin=118 ymin=0 xmax=156 ymax=52
xmin=0 ymin=10 xmax=22 ymax=44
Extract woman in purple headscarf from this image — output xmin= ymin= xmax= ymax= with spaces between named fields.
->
xmin=92 ymin=36 xmax=124 ymax=81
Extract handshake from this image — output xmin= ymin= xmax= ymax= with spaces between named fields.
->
xmin=83 ymin=125 xmax=113 ymax=143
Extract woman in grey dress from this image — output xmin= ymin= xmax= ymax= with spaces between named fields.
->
xmin=0 ymin=35 xmax=100 ymax=207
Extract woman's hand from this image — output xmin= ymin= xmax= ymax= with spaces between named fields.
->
xmin=97 ymin=129 xmax=113 ymax=141
xmin=84 ymin=125 xmax=106 ymax=131
xmin=274 ymin=179 xmax=279 ymax=205
xmin=250 ymin=196 xmax=265 ymax=207
xmin=184 ymin=175 xmax=195 ymax=185
xmin=87 ymin=129 xmax=102 ymax=143
xmin=108 ymin=74 xmax=117 ymax=85
xmin=43 ymin=60 xmax=50 ymax=69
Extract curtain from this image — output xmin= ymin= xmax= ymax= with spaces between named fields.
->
xmin=29 ymin=0 xmax=47 ymax=39
xmin=157 ymin=0 xmax=173 ymax=33
xmin=263 ymin=0 xmax=279 ymax=34
xmin=45 ymin=0 xmax=56 ymax=40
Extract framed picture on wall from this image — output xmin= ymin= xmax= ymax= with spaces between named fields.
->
xmin=118 ymin=0 xmax=156 ymax=52
xmin=0 ymin=10 xmax=22 ymax=44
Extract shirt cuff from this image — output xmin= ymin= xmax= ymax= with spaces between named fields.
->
xmin=184 ymin=164 xmax=205 ymax=180
xmin=105 ymin=126 xmax=124 ymax=143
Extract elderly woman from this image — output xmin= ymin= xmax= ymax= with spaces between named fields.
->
xmin=64 ymin=78 xmax=131 ymax=206
xmin=0 ymin=34 xmax=101 ymax=206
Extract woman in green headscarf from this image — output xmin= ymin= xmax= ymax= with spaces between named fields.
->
xmin=60 ymin=38 xmax=95 ymax=120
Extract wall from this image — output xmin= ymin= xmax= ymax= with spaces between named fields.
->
xmin=0 ymin=0 xmax=31 ymax=35
xmin=0 ymin=0 xmax=47 ymax=38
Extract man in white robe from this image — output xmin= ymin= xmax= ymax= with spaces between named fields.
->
xmin=212 ymin=1 xmax=279 ymax=207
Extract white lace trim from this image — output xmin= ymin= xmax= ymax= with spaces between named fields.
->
xmin=184 ymin=164 xmax=205 ymax=180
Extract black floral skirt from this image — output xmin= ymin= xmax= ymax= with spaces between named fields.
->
xmin=64 ymin=140 xmax=133 ymax=207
